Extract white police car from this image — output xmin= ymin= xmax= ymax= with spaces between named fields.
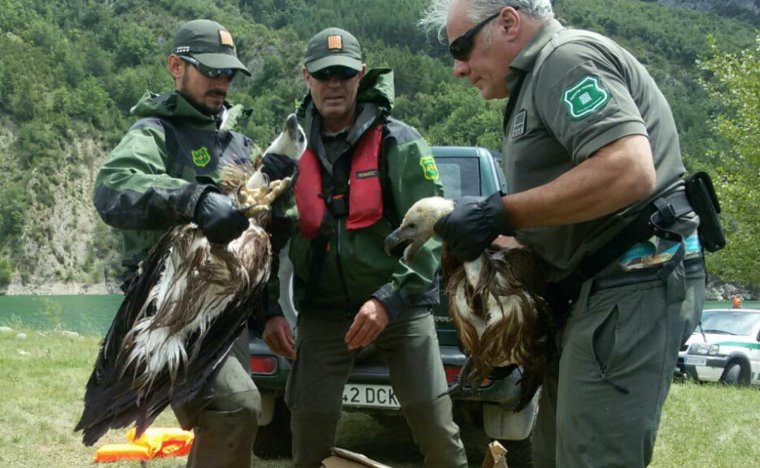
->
xmin=680 ymin=308 xmax=760 ymax=386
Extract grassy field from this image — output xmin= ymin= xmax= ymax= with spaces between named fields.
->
xmin=1 ymin=326 xmax=758 ymax=467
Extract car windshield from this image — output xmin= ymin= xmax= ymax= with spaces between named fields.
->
xmin=699 ymin=310 xmax=760 ymax=336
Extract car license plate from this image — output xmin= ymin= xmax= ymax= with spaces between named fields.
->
xmin=342 ymin=384 xmax=400 ymax=410
xmin=685 ymin=356 xmax=707 ymax=366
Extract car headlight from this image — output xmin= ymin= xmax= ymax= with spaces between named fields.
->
xmin=690 ymin=343 xmax=720 ymax=355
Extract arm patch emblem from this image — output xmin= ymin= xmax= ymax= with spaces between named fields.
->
xmin=561 ymin=75 xmax=609 ymax=120
xmin=420 ymin=155 xmax=439 ymax=181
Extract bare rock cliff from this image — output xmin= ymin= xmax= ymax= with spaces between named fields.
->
xmin=4 ymin=134 xmax=121 ymax=295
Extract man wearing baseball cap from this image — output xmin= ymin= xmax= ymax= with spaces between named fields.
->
xmin=93 ymin=19 xmax=260 ymax=467
xmin=262 ymin=27 xmax=468 ymax=467
xmin=172 ymin=19 xmax=251 ymax=78
xmin=303 ymin=27 xmax=363 ymax=73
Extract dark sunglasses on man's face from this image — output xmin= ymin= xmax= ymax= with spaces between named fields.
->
xmin=310 ymin=66 xmax=360 ymax=82
xmin=178 ymin=55 xmax=237 ymax=80
xmin=449 ymin=9 xmax=517 ymax=61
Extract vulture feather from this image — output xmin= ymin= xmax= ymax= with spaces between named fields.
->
xmin=384 ymin=196 xmax=555 ymax=410
xmin=75 ymin=113 xmax=306 ymax=446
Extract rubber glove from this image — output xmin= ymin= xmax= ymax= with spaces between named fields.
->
xmin=193 ymin=190 xmax=249 ymax=244
xmin=434 ymin=191 xmax=514 ymax=262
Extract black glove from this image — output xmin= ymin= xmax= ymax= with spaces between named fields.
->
xmin=434 ymin=191 xmax=515 ymax=262
xmin=261 ymin=153 xmax=297 ymax=181
xmin=193 ymin=190 xmax=249 ymax=245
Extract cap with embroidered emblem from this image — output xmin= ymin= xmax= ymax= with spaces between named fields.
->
xmin=172 ymin=19 xmax=250 ymax=76
xmin=304 ymin=27 xmax=362 ymax=73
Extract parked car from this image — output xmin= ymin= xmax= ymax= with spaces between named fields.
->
xmin=248 ymin=146 xmax=537 ymax=464
xmin=677 ymin=308 xmax=760 ymax=386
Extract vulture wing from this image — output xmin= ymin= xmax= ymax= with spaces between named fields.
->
xmin=76 ymin=113 xmax=305 ymax=446
xmin=448 ymin=247 xmax=554 ymax=411
xmin=76 ymin=216 xmax=272 ymax=446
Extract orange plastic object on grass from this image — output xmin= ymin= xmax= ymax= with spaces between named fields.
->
xmin=94 ymin=427 xmax=194 ymax=463
xmin=127 ymin=427 xmax=194 ymax=458
xmin=94 ymin=443 xmax=151 ymax=462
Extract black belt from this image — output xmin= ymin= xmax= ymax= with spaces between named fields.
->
xmin=546 ymin=190 xmax=697 ymax=326
xmin=550 ymin=190 xmax=694 ymax=306
xmin=590 ymin=256 xmax=704 ymax=294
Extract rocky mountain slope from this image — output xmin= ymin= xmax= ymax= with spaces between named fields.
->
xmin=1 ymin=130 xmax=120 ymax=295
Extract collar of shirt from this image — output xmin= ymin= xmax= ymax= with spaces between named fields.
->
xmin=505 ymin=18 xmax=564 ymax=89
xmin=321 ymin=129 xmax=349 ymax=165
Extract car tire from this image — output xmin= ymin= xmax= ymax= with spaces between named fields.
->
xmin=720 ymin=361 xmax=749 ymax=386
xmin=253 ymin=396 xmax=292 ymax=459
xmin=499 ymin=434 xmax=533 ymax=468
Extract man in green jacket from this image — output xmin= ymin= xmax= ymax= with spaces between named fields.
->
xmin=420 ymin=1 xmax=706 ymax=467
xmin=93 ymin=19 xmax=272 ymax=468
xmin=262 ymin=27 xmax=468 ymax=467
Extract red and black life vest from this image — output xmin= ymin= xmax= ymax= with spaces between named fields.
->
xmin=294 ymin=125 xmax=384 ymax=239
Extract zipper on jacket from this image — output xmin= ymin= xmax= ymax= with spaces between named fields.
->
xmin=215 ymin=131 xmax=223 ymax=168
xmin=334 ymin=218 xmax=353 ymax=314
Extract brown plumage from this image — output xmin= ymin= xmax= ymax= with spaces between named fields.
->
xmin=384 ymin=196 xmax=555 ymax=410
xmin=76 ymin=114 xmax=305 ymax=446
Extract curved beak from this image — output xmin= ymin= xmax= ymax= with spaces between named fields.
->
xmin=384 ymin=228 xmax=402 ymax=256
xmin=385 ymin=228 xmax=422 ymax=263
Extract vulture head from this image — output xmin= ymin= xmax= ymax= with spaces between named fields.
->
xmin=264 ymin=114 xmax=307 ymax=164
xmin=384 ymin=196 xmax=454 ymax=263
xmin=221 ymin=113 xmax=307 ymax=219
xmin=385 ymin=196 xmax=555 ymax=409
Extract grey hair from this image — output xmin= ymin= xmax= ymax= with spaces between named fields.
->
xmin=419 ymin=0 xmax=554 ymax=42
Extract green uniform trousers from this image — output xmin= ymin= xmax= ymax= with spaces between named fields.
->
xmin=533 ymin=260 xmax=705 ymax=468
xmin=173 ymin=329 xmax=261 ymax=468
xmin=285 ymin=310 xmax=467 ymax=468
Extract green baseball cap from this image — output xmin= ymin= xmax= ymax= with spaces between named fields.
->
xmin=172 ymin=19 xmax=250 ymax=76
xmin=304 ymin=27 xmax=363 ymax=73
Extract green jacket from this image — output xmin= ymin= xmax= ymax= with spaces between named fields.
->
xmin=93 ymin=91 xmax=255 ymax=275
xmin=267 ymin=69 xmax=444 ymax=321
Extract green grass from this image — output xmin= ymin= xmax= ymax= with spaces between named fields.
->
xmin=1 ymin=327 xmax=758 ymax=467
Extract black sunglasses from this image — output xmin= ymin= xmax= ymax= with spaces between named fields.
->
xmin=178 ymin=55 xmax=237 ymax=80
xmin=310 ymin=66 xmax=360 ymax=82
xmin=449 ymin=9 xmax=517 ymax=61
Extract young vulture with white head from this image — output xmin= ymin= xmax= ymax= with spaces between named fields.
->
xmin=384 ymin=196 xmax=555 ymax=410
xmin=76 ymin=113 xmax=306 ymax=446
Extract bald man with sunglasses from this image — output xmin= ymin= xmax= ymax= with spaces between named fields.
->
xmin=420 ymin=1 xmax=706 ymax=467
xmin=261 ymin=27 xmax=467 ymax=467
xmin=93 ymin=19 xmax=271 ymax=468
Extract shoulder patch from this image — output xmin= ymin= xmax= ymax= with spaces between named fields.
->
xmin=561 ymin=75 xmax=609 ymax=120
xmin=420 ymin=155 xmax=439 ymax=181
xmin=191 ymin=147 xmax=212 ymax=167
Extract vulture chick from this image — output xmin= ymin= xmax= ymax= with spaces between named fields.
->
xmin=76 ymin=113 xmax=306 ymax=446
xmin=384 ymin=196 xmax=554 ymax=410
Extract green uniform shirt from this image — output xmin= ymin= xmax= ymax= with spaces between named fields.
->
xmin=502 ymin=19 xmax=686 ymax=281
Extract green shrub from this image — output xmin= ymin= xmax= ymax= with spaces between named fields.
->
xmin=0 ymin=257 xmax=13 ymax=288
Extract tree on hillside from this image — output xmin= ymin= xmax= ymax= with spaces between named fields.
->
xmin=698 ymin=35 xmax=760 ymax=285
